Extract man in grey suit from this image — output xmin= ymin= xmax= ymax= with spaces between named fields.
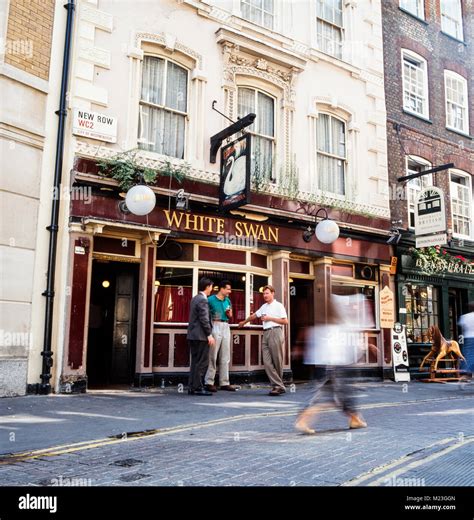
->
xmin=187 ymin=277 xmax=216 ymax=395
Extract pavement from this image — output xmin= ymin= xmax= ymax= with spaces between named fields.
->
xmin=0 ymin=380 xmax=473 ymax=487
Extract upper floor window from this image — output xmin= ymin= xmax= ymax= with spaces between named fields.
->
xmin=440 ymin=0 xmax=464 ymax=40
xmin=138 ymin=56 xmax=188 ymax=159
xmin=402 ymin=50 xmax=429 ymax=119
xmin=399 ymin=0 xmax=424 ymax=19
xmin=238 ymin=87 xmax=275 ymax=181
xmin=316 ymin=113 xmax=346 ymax=195
xmin=450 ymin=171 xmax=472 ymax=239
xmin=316 ymin=0 xmax=343 ymax=60
xmin=241 ymin=0 xmax=274 ymax=30
xmin=405 ymin=157 xmax=432 ymax=229
xmin=444 ymin=71 xmax=469 ymax=135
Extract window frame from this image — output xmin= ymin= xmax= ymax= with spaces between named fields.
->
xmin=449 ymin=169 xmax=473 ymax=240
xmin=401 ymin=49 xmax=430 ymax=120
xmin=405 ymin=156 xmax=433 ymax=230
xmin=315 ymin=0 xmax=344 ymax=60
xmin=440 ymin=0 xmax=464 ymax=41
xmin=240 ymin=0 xmax=275 ymax=30
xmin=315 ymin=112 xmax=347 ymax=196
xmin=237 ymin=85 xmax=277 ymax=182
xmin=444 ymin=70 xmax=470 ymax=135
xmin=399 ymin=0 xmax=425 ymax=20
xmin=138 ymin=55 xmax=190 ymax=159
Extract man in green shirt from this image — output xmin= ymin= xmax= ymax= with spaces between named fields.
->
xmin=205 ymin=280 xmax=238 ymax=392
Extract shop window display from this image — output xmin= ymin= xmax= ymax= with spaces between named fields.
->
xmin=405 ymin=284 xmax=439 ymax=343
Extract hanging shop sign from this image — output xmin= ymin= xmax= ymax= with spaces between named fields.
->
xmin=414 ymin=187 xmax=446 ymax=236
xmin=380 ymin=286 xmax=395 ymax=328
xmin=219 ymin=134 xmax=251 ymax=212
xmin=416 ymin=232 xmax=447 ymax=248
xmin=72 ymin=108 xmax=117 ymax=143
xmin=391 ymin=323 xmax=410 ymax=382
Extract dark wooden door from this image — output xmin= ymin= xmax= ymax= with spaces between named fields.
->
xmin=111 ymin=270 xmax=136 ymax=383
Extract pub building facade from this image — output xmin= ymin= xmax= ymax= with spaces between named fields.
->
xmin=18 ymin=0 xmax=396 ymax=395
xmin=63 ymin=157 xmax=395 ymax=392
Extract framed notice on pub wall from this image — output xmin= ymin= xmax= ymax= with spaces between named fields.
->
xmin=219 ymin=134 xmax=251 ymax=212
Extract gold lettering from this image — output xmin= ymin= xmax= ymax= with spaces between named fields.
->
xmin=163 ymin=209 xmax=184 ymax=228
xmin=235 ymin=221 xmax=243 ymax=237
xmin=216 ymin=218 xmax=225 ymax=235
xmin=257 ymin=226 xmax=267 ymax=241
xmin=197 ymin=215 xmax=204 ymax=232
xmin=204 ymin=217 xmax=217 ymax=233
xmin=185 ymin=213 xmax=199 ymax=230
xmin=268 ymin=227 xmax=278 ymax=242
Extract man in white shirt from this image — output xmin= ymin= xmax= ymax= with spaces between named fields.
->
xmin=238 ymin=285 xmax=288 ymax=395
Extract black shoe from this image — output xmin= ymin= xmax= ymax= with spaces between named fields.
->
xmin=188 ymin=389 xmax=212 ymax=396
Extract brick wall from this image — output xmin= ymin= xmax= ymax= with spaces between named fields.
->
xmin=382 ymin=0 xmax=474 ymax=234
xmin=4 ymin=0 xmax=55 ymax=81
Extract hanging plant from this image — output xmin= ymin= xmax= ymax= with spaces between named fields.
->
xmin=97 ymin=149 xmax=189 ymax=191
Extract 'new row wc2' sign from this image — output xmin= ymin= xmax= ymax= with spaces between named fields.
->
xmin=72 ymin=109 xmax=117 ymax=143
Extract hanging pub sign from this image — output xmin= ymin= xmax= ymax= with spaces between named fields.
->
xmin=414 ymin=186 xmax=446 ymax=238
xmin=219 ymin=134 xmax=251 ymax=212
xmin=391 ymin=322 xmax=410 ymax=382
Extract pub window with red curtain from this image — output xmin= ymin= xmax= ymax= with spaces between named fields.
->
xmin=154 ymin=267 xmax=193 ymax=323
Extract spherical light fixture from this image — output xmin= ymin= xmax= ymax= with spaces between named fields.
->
xmin=302 ymin=208 xmax=340 ymax=245
xmin=124 ymin=185 xmax=156 ymax=216
xmin=315 ymin=218 xmax=340 ymax=244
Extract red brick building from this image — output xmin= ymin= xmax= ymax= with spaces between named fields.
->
xmin=382 ymin=0 xmax=474 ymax=372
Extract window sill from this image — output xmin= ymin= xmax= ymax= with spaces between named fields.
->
xmin=440 ymin=31 xmax=466 ymax=45
xmin=402 ymin=109 xmax=432 ymax=124
xmin=445 ymin=127 xmax=472 ymax=140
xmin=398 ymin=7 xmax=428 ymax=25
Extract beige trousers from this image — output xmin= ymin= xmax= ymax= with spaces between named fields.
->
xmin=205 ymin=321 xmax=231 ymax=386
xmin=262 ymin=326 xmax=285 ymax=390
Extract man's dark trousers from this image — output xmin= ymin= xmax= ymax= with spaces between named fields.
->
xmin=188 ymin=340 xmax=209 ymax=391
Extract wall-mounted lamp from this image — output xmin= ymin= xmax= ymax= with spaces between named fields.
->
xmin=303 ymin=208 xmax=340 ymax=244
xmin=102 ymin=280 xmax=110 ymax=288
xmin=118 ymin=184 xmax=156 ymax=216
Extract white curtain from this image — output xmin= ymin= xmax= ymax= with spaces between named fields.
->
xmin=238 ymin=88 xmax=274 ymax=180
xmin=139 ymin=57 xmax=187 ymax=159
xmin=317 ymin=114 xmax=345 ymax=195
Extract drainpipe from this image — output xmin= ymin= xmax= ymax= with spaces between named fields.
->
xmin=39 ymin=0 xmax=76 ymax=395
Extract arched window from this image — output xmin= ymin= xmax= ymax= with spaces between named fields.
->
xmin=138 ymin=56 xmax=188 ymax=159
xmin=237 ymin=87 xmax=276 ymax=181
xmin=316 ymin=113 xmax=346 ymax=195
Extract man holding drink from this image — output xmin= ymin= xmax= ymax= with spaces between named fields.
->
xmin=204 ymin=280 xmax=239 ymax=392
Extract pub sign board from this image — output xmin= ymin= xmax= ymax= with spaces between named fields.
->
xmin=414 ymin=186 xmax=446 ymax=236
xmin=219 ymin=134 xmax=251 ymax=212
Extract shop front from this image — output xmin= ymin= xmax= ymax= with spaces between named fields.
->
xmin=60 ymin=165 xmax=394 ymax=392
xmin=396 ymin=248 xmax=474 ymax=375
